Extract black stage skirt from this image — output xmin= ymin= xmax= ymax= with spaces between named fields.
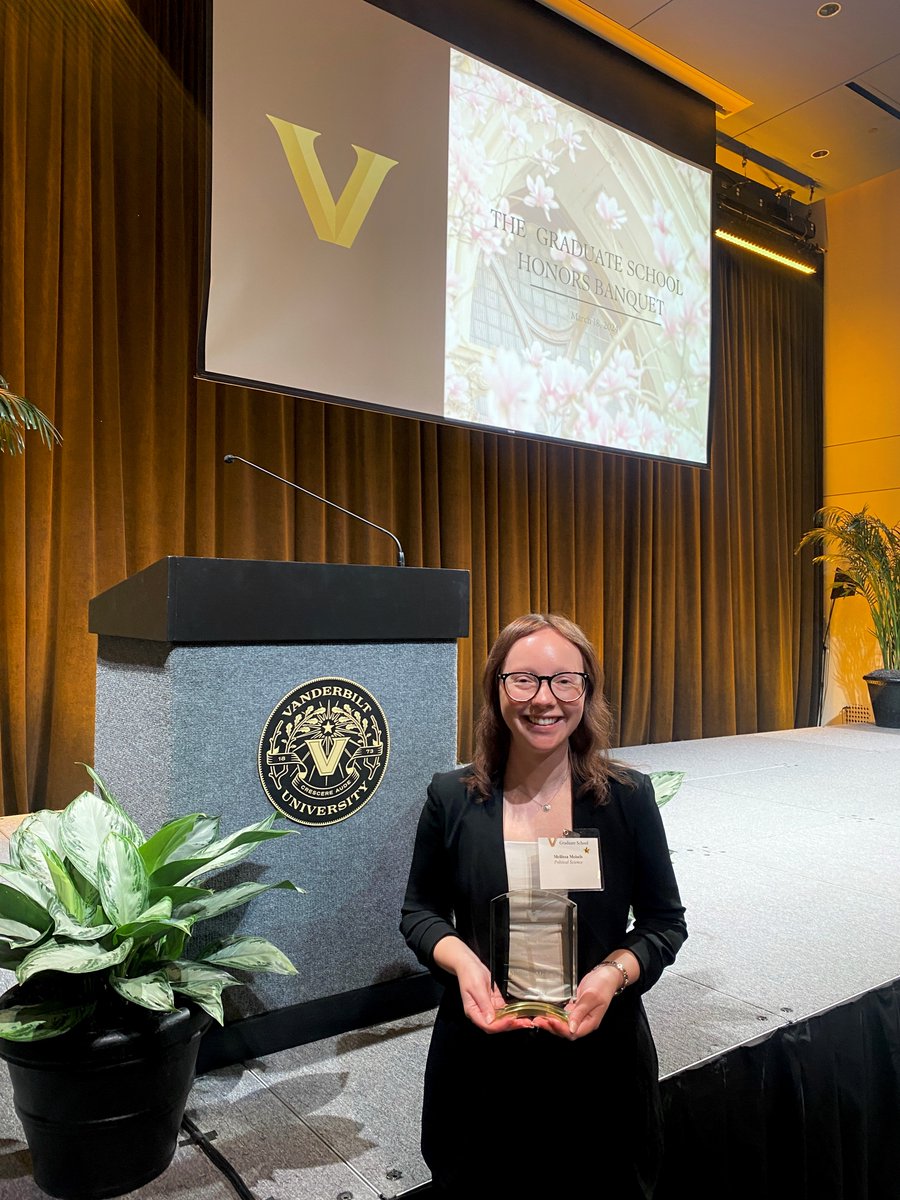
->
xmin=422 ymin=991 xmax=663 ymax=1200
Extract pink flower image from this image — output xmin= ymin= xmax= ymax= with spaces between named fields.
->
xmin=595 ymin=346 xmax=642 ymax=401
xmin=523 ymin=174 xmax=559 ymax=220
xmin=540 ymin=357 xmax=588 ymax=407
xmin=649 ymin=199 xmax=674 ymax=236
xmin=557 ymin=121 xmax=586 ymax=162
xmin=534 ymin=143 xmax=561 ymax=177
xmin=532 ymin=92 xmax=558 ymax=126
xmin=483 ymin=349 xmax=540 ymax=427
xmin=524 ymin=340 xmax=549 ymax=369
xmin=502 ymin=111 xmax=532 ymax=153
xmin=595 ymin=191 xmax=627 ymax=231
xmin=468 ymin=211 xmax=509 ymax=259
xmin=651 ymin=227 xmax=684 ymax=273
xmin=486 ymin=71 xmax=519 ymax=112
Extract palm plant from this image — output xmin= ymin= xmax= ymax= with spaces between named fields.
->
xmin=0 ymin=373 xmax=61 ymax=455
xmin=797 ymin=505 xmax=900 ymax=673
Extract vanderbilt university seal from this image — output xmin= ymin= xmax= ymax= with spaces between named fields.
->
xmin=257 ymin=677 xmax=390 ymax=826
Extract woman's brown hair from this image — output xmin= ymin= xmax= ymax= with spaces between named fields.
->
xmin=464 ymin=613 xmax=632 ymax=803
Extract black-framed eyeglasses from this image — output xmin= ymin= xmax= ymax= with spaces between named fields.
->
xmin=498 ymin=671 xmax=589 ymax=703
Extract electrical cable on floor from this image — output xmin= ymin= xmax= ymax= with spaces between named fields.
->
xmin=181 ymin=1113 xmax=261 ymax=1200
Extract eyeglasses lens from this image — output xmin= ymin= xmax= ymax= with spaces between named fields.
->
xmin=502 ymin=673 xmax=585 ymax=702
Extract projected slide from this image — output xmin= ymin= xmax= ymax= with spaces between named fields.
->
xmin=445 ymin=52 xmax=710 ymax=462
xmin=203 ymin=0 xmax=712 ymax=465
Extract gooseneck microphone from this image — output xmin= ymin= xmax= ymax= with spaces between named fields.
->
xmin=223 ymin=454 xmax=406 ymax=567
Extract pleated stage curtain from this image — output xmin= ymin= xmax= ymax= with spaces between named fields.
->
xmin=0 ymin=0 xmax=823 ymax=814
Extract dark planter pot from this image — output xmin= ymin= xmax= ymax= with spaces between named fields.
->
xmin=0 ymin=991 xmax=211 ymax=1200
xmin=864 ymin=669 xmax=900 ymax=729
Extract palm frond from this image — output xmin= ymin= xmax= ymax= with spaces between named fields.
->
xmin=0 ymin=375 xmax=61 ymax=456
xmin=797 ymin=506 xmax=900 ymax=671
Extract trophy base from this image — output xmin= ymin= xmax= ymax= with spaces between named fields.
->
xmin=496 ymin=1000 xmax=570 ymax=1021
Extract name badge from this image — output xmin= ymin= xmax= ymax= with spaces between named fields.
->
xmin=537 ymin=837 xmax=603 ymax=890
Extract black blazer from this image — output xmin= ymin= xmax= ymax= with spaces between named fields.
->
xmin=400 ymin=764 xmax=686 ymax=998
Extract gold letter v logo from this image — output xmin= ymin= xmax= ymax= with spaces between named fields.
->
xmin=268 ymin=115 xmax=398 ymax=249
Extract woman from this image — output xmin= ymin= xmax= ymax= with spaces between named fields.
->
xmin=401 ymin=614 xmax=686 ymax=1199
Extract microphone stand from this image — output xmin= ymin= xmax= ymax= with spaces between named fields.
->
xmin=224 ymin=455 xmax=406 ymax=567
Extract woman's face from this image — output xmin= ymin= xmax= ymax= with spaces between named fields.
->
xmin=498 ymin=627 xmax=586 ymax=757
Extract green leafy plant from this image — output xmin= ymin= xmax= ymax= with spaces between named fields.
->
xmin=649 ymin=770 xmax=684 ymax=809
xmin=797 ymin=506 xmax=900 ymax=672
xmin=0 ymin=766 xmax=301 ymax=1041
xmin=0 ymin=374 xmax=61 ymax=455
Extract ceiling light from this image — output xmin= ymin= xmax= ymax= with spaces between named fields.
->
xmin=811 ymin=148 xmax=829 ymax=159
xmin=715 ymin=229 xmax=818 ymax=274
xmin=817 ymin=3 xmax=841 ymax=16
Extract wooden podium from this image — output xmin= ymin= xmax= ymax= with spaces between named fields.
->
xmin=89 ymin=557 xmax=469 ymax=1066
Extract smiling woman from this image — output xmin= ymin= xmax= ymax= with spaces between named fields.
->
xmin=400 ymin=613 xmax=687 ymax=1198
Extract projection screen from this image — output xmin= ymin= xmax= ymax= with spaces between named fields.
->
xmin=201 ymin=0 xmax=713 ymax=465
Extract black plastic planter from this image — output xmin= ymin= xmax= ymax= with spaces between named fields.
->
xmin=0 ymin=995 xmax=211 ymax=1199
xmin=864 ymin=669 xmax=900 ymax=729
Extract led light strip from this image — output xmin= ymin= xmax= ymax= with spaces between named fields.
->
xmin=714 ymin=228 xmax=818 ymax=275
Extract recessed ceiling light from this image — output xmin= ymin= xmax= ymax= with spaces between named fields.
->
xmin=817 ymin=3 xmax=841 ymax=16
xmin=810 ymin=148 xmax=830 ymax=159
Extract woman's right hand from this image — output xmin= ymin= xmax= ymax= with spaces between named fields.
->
xmin=433 ymin=935 xmax=533 ymax=1034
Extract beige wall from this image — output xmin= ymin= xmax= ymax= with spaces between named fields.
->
xmin=821 ymin=167 xmax=900 ymax=722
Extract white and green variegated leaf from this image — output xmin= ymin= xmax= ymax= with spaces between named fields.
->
xmin=198 ymin=936 xmax=297 ymax=975
xmin=0 ymin=865 xmax=55 ymax=912
xmin=48 ymin=898 xmax=114 ymax=942
xmin=97 ymin=833 xmax=149 ymax=927
xmin=16 ymin=936 xmax=133 ymax=984
xmin=168 ymin=960 xmax=239 ymax=1025
xmin=10 ymin=810 xmax=66 ymax=867
xmin=649 ymin=771 xmax=685 ymax=809
xmin=0 ymin=919 xmax=45 ymax=948
xmin=151 ymin=816 xmax=280 ymax=886
xmin=178 ymin=818 xmax=291 ymax=885
xmin=0 ymin=1000 xmax=96 ymax=1042
xmin=61 ymin=791 xmax=142 ymax=887
xmin=115 ymin=917 xmax=194 ymax=945
xmin=139 ymin=814 xmax=218 ymax=875
xmin=10 ymin=836 xmax=56 ymax=892
xmin=173 ymin=879 xmax=301 ymax=923
xmin=115 ymin=903 xmax=194 ymax=942
xmin=0 ymin=882 xmax=53 ymax=933
xmin=79 ymin=766 xmax=145 ymax=845
xmin=40 ymin=843 xmax=88 ymax=922
xmin=110 ymin=971 xmax=176 ymax=1012
xmin=148 ymin=884 xmax=213 ymax=909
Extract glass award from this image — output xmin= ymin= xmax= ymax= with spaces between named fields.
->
xmin=490 ymin=890 xmax=577 ymax=1021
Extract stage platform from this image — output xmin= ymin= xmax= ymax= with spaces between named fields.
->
xmin=1 ymin=723 xmax=899 ymax=1198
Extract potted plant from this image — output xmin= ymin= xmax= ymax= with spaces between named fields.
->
xmin=0 ymin=374 xmax=60 ymax=454
xmin=0 ymin=765 xmax=300 ymax=1199
xmin=797 ymin=505 xmax=900 ymax=727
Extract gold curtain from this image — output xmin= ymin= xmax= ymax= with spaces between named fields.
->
xmin=0 ymin=0 xmax=822 ymax=814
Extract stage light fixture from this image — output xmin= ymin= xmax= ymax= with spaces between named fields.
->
xmin=714 ymin=169 xmax=823 ymax=276
xmin=714 ymin=228 xmax=818 ymax=274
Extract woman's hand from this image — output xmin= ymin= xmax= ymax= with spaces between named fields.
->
xmin=433 ymin=935 xmax=533 ymax=1034
xmin=533 ymin=952 xmax=641 ymax=1040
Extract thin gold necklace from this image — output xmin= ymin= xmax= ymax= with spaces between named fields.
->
xmin=505 ymin=769 xmax=570 ymax=814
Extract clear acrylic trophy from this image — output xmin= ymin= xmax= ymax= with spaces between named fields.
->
xmin=490 ymin=889 xmax=578 ymax=1021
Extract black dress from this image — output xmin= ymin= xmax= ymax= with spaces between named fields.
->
xmin=400 ymin=766 xmax=687 ymax=1199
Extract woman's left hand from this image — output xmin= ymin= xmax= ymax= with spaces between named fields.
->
xmin=532 ymin=964 xmax=619 ymax=1039
xmin=534 ymin=952 xmax=640 ymax=1039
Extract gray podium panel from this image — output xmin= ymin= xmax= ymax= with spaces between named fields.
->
xmin=94 ymin=636 xmax=458 ymax=1021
